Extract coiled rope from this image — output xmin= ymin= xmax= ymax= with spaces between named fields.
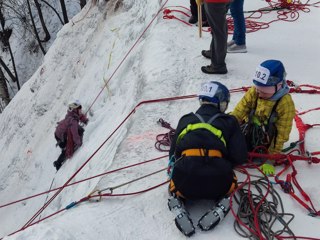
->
xmin=155 ymin=118 xmax=175 ymax=152
xmin=232 ymin=173 xmax=296 ymax=239
xmin=162 ymin=1 xmax=320 ymax=34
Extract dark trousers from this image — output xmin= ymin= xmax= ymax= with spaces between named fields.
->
xmin=171 ymin=157 xmax=234 ymax=200
xmin=190 ymin=0 xmax=207 ymax=21
xmin=204 ymin=3 xmax=229 ymax=71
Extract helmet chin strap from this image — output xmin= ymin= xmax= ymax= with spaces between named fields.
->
xmin=200 ymin=100 xmax=228 ymax=112
xmin=220 ymin=102 xmax=228 ymax=113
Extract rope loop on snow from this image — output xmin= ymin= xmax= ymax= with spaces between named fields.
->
xmin=155 ymin=118 xmax=176 ymax=152
xmin=162 ymin=6 xmax=211 ymax=32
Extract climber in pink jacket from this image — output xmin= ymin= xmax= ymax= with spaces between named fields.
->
xmin=54 ymin=100 xmax=88 ymax=171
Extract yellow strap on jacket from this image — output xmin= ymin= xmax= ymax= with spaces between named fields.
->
xmin=177 ymin=122 xmax=226 ymax=146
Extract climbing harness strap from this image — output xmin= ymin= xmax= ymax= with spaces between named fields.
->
xmin=241 ymin=97 xmax=281 ymax=151
xmin=177 ymin=113 xmax=226 ymax=146
xmin=182 ymin=149 xmax=222 ymax=158
xmin=169 ymin=179 xmax=185 ymax=199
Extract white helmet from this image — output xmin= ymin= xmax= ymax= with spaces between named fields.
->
xmin=68 ymin=100 xmax=82 ymax=111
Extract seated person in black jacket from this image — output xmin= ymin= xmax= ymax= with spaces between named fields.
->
xmin=167 ymin=81 xmax=248 ymax=236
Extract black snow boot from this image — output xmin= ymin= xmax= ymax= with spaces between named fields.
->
xmin=168 ymin=195 xmax=195 ymax=237
xmin=198 ymin=197 xmax=230 ymax=231
xmin=54 ymin=149 xmax=66 ymax=171
xmin=53 ymin=161 xmax=62 ymax=171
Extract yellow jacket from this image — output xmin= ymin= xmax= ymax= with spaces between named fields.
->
xmin=231 ymin=87 xmax=295 ymax=153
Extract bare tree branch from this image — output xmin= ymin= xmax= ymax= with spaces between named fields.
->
xmin=34 ymin=0 xmax=50 ymax=42
xmin=39 ymin=0 xmax=64 ymax=25
xmin=60 ymin=0 xmax=69 ymax=24
xmin=0 ymin=57 xmax=17 ymax=83
xmin=26 ymin=0 xmax=46 ymax=55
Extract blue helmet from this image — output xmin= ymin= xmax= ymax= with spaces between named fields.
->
xmin=253 ymin=60 xmax=286 ymax=87
xmin=198 ymin=81 xmax=230 ymax=111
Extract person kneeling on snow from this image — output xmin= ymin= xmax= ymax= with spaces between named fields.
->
xmin=231 ymin=60 xmax=295 ymax=175
xmin=167 ymin=81 xmax=248 ymax=237
xmin=54 ymin=100 xmax=88 ymax=171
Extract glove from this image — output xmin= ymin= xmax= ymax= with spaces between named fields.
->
xmin=80 ymin=114 xmax=89 ymax=125
xmin=260 ymin=163 xmax=275 ymax=176
xmin=196 ymin=0 xmax=203 ymax=5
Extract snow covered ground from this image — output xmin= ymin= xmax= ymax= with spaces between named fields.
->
xmin=1 ymin=0 xmax=320 ymax=239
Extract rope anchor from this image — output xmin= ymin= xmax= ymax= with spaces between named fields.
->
xmin=98 ymin=187 xmax=113 ymax=195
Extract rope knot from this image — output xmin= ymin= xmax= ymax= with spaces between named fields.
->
xmin=286 ymin=80 xmax=296 ymax=87
xmin=163 ymin=9 xmax=172 ymax=15
xmin=163 ymin=9 xmax=174 ymax=19
xmin=158 ymin=118 xmax=173 ymax=130
xmin=279 ymin=180 xmax=292 ymax=193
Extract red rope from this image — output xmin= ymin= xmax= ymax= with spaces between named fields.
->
xmin=0 ymin=155 xmax=167 ymax=209
xmin=7 ymin=83 xmax=320 ymax=235
xmin=294 ymin=107 xmax=320 ymax=155
xmin=15 ymin=94 xmax=198 ymax=231
xmin=162 ymin=1 xmax=320 ymax=35
xmin=6 ymin=181 xmax=168 ymax=238
xmin=233 ymin=166 xmax=320 ymax=240
xmin=96 ymin=180 xmax=169 ymax=198
xmin=275 ymin=170 xmax=319 ymax=216
xmin=231 ymin=166 xmax=267 ymax=239
xmin=162 ymin=6 xmax=211 ymax=32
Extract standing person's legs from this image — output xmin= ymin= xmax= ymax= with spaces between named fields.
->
xmin=190 ymin=0 xmax=208 ymax=25
xmin=230 ymin=0 xmax=246 ymax=45
xmin=203 ymin=3 xmax=228 ymax=73
xmin=189 ymin=0 xmax=198 ymax=23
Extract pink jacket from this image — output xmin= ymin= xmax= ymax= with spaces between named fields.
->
xmin=55 ymin=110 xmax=88 ymax=147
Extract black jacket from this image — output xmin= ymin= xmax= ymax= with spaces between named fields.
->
xmin=170 ymin=104 xmax=247 ymax=167
xmin=169 ymin=104 xmax=248 ymax=199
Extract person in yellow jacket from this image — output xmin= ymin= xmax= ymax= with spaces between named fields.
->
xmin=231 ymin=60 xmax=295 ymax=174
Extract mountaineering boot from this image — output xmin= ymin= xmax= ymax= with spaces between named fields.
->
xmin=201 ymin=50 xmax=211 ymax=59
xmin=196 ymin=21 xmax=209 ymax=27
xmin=53 ymin=160 xmax=62 ymax=171
xmin=188 ymin=15 xmax=197 ymax=24
xmin=198 ymin=197 xmax=230 ymax=231
xmin=201 ymin=65 xmax=228 ymax=74
xmin=54 ymin=149 xmax=66 ymax=171
xmin=168 ymin=196 xmax=195 ymax=237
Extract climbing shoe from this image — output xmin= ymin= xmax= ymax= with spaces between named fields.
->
xmin=198 ymin=197 xmax=230 ymax=231
xmin=168 ymin=196 xmax=195 ymax=237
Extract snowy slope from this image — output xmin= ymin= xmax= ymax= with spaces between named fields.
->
xmin=1 ymin=0 xmax=320 ymax=239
